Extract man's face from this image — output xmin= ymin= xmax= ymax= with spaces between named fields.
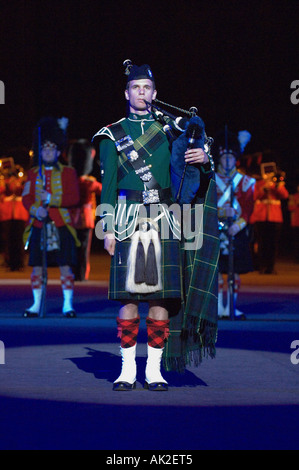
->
xmin=41 ymin=141 xmax=61 ymax=165
xmin=220 ymin=153 xmax=236 ymax=173
xmin=125 ymin=79 xmax=157 ymax=114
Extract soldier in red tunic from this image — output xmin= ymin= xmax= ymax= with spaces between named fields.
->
xmin=0 ymin=158 xmax=29 ymax=271
xmin=288 ymin=183 xmax=299 ymax=262
xmin=68 ymin=139 xmax=102 ymax=281
xmin=22 ymin=117 xmax=80 ymax=317
xmin=250 ymin=162 xmax=289 ymax=274
xmin=214 ymin=130 xmax=255 ymax=319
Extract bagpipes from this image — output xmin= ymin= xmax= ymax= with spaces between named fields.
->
xmin=142 ymin=97 xmax=214 ymax=205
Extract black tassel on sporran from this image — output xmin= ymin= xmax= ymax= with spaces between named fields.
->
xmin=145 ymin=240 xmax=158 ymax=285
xmin=134 ymin=239 xmax=146 ymax=284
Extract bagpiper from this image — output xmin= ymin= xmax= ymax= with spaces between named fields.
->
xmin=93 ymin=61 xmax=219 ymax=391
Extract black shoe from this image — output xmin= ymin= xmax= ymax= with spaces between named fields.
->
xmin=218 ymin=314 xmax=230 ymax=320
xmin=113 ymin=381 xmax=136 ymax=391
xmin=264 ymin=269 xmax=277 ymax=275
xmin=235 ymin=313 xmax=246 ymax=321
xmin=144 ymin=381 xmax=168 ymax=391
xmin=63 ymin=310 xmax=77 ymax=318
xmin=23 ymin=310 xmax=39 ymax=318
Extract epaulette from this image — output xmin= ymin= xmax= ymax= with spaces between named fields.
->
xmin=31 ymin=162 xmax=63 ymax=174
xmin=242 ymin=174 xmax=256 ymax=192
xmin=92 ymin=118 xmax=126 ymax=142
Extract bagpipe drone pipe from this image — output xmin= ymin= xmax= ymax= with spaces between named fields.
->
xmin=170 ymin=115 xmax=206 ymax=205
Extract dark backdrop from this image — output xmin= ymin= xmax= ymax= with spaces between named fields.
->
xmin=0 ymin=0 xmax=298 ymax=187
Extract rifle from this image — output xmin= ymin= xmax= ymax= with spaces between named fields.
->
xmin=225 ymin=125 xmax=236 ymax=321
xmin=38 ymin=127 xmax=48 ymax=318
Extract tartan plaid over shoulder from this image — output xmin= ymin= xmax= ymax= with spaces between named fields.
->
xmin=112 ymin=119 xmax=167 ymax=183
xmin=164 ymin=176 xmax=220 ymax=372
xmin=94 ymin=116 xmax=168 ymax=183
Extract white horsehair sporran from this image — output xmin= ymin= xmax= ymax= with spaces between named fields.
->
xmin=126 ymin=217 xmax=162 ymax=294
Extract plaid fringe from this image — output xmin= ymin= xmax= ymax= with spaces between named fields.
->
xmin=164 ymin=176 xmax=220 ymax=373
xmin=163 ymin=318 xmax=218 ymax=373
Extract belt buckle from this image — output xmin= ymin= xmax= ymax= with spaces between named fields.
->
xmin=115 ymin=135 xmax=134 ymax=152
xmin=142 ymin=189 xmax=160 ymax=204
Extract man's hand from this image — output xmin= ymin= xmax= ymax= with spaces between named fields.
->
xmin=224 ymin=207 xmax=237 ymax=218
xmin=104 ymin=233 xmax=116 ymax=256
xmin=36 ymin=206 xmax=48 ymax=220
xmin=228 ymin=223 xmax=240 ymax=237
xmin=184 ymin=148 xmax=209 ymax=165
xmin=40 ymin=189 xmax=51 ymax=205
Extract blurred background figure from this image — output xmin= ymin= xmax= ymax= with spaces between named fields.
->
xmin=0 ymin=157 xmax=29 ymax=271
xmin=68 ymin=139 xmax=102 ymax=281
xmin=214 ymin=129 xmax=255 ymax=319
xmin=250 ymin=162 xmax=289 ymax=274
xmin=23 ymin=116 xmax=80 ymax=318
xmin=288 ymin=182 xmax=299 ymax=263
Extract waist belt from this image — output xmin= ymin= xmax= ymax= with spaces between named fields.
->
xmin=256 ymin=199 xmax=281 ymax=205
xmin=118 ymin=188 xmax=172 ymax=205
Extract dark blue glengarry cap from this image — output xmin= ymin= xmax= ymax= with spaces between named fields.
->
xmin=126 ymin=64 xmax=155 ymax=83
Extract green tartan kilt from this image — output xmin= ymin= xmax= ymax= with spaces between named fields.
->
xmin=109 ymin=231 xmax=182 ymax=302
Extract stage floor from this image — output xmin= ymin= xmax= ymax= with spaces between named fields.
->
xmin=0 ymin=255 xmax=299 ymax=450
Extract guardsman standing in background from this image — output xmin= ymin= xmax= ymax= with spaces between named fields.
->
xmin=250 ymin=162 xmax=289 ymax=274
xmin=288 ymin=182 xmax=299 ymax=263
xmin=22 ymin=117 xmax=80 ymax=318
xmin=214 ymin=130 xmax=255 ymax=319
xmin=68 ymin=139 xmax=102 ymax=281
xmin=0 ymin=158 xmax=29 ymax=271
